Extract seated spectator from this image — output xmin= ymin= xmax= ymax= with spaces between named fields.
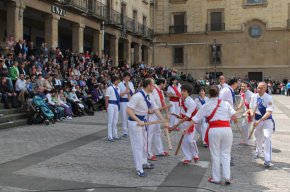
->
xmin=43 ymin=75 xmax=54 ymax=91
xmin=0 ymin=59 xmax=8 ymax=78
xmin=69 ymin=87 xmax=85 ymax=115
xmin=58 ymin=89 xmax=74 ymax=118
xmin=46 ymin=89 xmax=65 ymax=121
xmin=75 ymin=85 xmax=94 ymax=115
xmin=8 ymin=60 xmax=20 ymax=87
xmin=0 ymin=77 xmax=17 ymax=109
xmin=35 ymin=73 xmax=45 ymax=88
xmin=15 ymin=74 xmax=29 ymax=108
xmin=91 ymin=84 xmax=105 ymax=111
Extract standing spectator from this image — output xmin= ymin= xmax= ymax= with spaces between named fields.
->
xmin=5 ymin=53 xmax=13 ymax=68
xmin=14 ymin=39 xmax=25 ymax=56
xmin=286 ymin=80 xmax=290 ymax=96
xmin=5 ymin=35 xmax=15 ymax=52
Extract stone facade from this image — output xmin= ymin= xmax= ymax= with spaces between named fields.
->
xmin=153 ymin=0 xmax=290 ymax=80
xmin=0 ymin=0 xmax=154 ymax=66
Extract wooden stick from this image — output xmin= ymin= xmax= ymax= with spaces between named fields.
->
xmin=171 ymin=113 xmax=181 ymax=119
xmin=137 ymin=120 xmax=167 ymax=127
xmin=175 ymin=134 xmax=184 ymax=156
xmin=248 ymin=105 xmax=258 ymax=140
xmin=164 ymin=126 xmax=173 ymax=150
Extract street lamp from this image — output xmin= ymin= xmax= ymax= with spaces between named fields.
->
xmin=212 ymin=39 xmax=217 ymax=82
xmin=101 ymin=21 xmax=105 ymax=55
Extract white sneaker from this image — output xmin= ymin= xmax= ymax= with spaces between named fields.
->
xmin=66 ymin=116 xmax=72 ymax=120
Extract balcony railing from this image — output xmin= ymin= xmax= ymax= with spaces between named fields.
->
xmin=206 ymin=23 xmax=225 ymax=32
xmin=169 ymin=25 xmax=187 ymax=34
xmin=62 ymin=0 xmax=88 ymax=12
xmin=87 ymin=0 xmax=106 ymax=19
xmin=60 ymin=0 xmax=153 ymax=40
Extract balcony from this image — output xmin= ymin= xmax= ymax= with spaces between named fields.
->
xmin=87 ymin=0 xmax=106 ymax=19
xmin=62 ymin=0 xmax=88 ymax=12
xmin=206 ymin=23 xmax=225 ymax=32
xmin=169 ymin=25 xmax=187 ymax=34
xmin=106 ymin=9 xmax=122 ymax=26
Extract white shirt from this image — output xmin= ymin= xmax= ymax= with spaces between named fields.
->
xmin=151 ymin=85 xmax=165 ymax=108
xmin=192 ymin=97 xmax=236 ymax=123
xmin=127 ymin=89 xmax=158 ymax=116
xmin=180 ymin=96 xmax=197 ymax=118
xmin=105 ymin=85 xmax=120 ymax=101
xmin=167 ymin=84 xmax=181 ymax=97
xmin=220 ymin=86 xmax=235 ymax=108
xmin=55 ymin=79 xmax=62 ymax=86
xmin=240 ymin=90 xmax=253 ymax=110
xmin=194 ymin=96 xmax=209 ymax=110
xmin=118 ymin=81 xmax=135 ymax=99
xmin=250 ymin=93 xmax=274 ymax=116
xmin=218 ymin=83 xmax=229 ymax=91
xmin=15 ymin=79 xmax=26 ymax=92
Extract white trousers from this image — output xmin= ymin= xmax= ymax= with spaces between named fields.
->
xmin=128 ymin=120 xmax=148 ymax=172
xmin=107 ymin=104 xmax=119 ymax=139
xmin=254 ymin=119 xmax=273 ymax=162
xmin=169 ymin=101 xmax=180 ymax=127
xmin=147 ymin=114 xmax=165 ymax=157
xmin=195 ymin=118 xmax=207 ymax=144
xmin=209 ymin=128 xmax=233 ymax=182
xmin=120 ymin=102 xmax=129 ymax=135
xmin=180 ymin=121 xmax=199 ymax=160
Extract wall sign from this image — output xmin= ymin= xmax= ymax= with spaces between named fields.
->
xmin=51 ymin=5 xmax=66 ymax=17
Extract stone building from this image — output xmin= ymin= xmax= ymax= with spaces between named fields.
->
xmin=153 ymin=0 xmax=290 ymax=81
xmin=0 ymin=0 xmax=154 ymax=65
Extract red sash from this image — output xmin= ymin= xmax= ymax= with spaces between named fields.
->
xmin=169 ymin=85 xmax=181 ymax=102
xmin=241 ymin=92 xmax=252 ymax=123
xmin=180 ymin=98 xmax=198 ymax=134
xmin=154 ymin=85 xmax=165 ymax=107
xmin=204 ymin=99 xmax=223 ymax=145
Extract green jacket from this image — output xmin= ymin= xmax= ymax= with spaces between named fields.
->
xmin=8 ymin=66 xmax=19 ymax=80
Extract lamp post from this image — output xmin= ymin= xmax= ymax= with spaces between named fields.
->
xmin=212 ymin=39 xmax=217 ymax=82
xmin=101 ymin=21 xmax=105 ymax=54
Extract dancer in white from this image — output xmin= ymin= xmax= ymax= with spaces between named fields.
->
xmin=170 ymin=84 xmax=199 ymax=164
xmin=186 ymin=85 xmax=237 ymax=185
xmin=194 ymin=87 xmax=209 ymax=146
xmin=147 ymin=78 xmax=170 ymax=161
xmin=126 ymin=78 xmax=168 ymax=177
xmin=250 ymin=82 xmax=274 ymax=168
xmin=167 ymin=76 xmax=181 ymax=130
xmin=105 ymin=76 xmax=120 ymax=141
xmin=118 ymin=72 xmax=135 ymax=137
xmin=237 ymin=81 xmax=253 ymax=145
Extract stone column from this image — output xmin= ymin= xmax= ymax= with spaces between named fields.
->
xmin=134 ymin=43 xmax=142 ymax=63
xmin=124 ymin=39 xmax=132 ymax=65
xmin=45 ymin=14 xmax=60 ymax=49
xmin=7 ymin=2 xmax=26 ymax=41
xmin=110 ymin=36 xmax=119 ymax=66
xmin=72 ymin=23 xmax=85 ymax=53
xmin=92 ymin=30 xmax=102 ymax=54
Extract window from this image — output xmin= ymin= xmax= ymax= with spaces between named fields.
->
xmin=209 ymin=44 xmax=221 ymax=64
xmin=169 ymin=13 xmax=187 ymax=34
xmin=207 ymin=9 xmax=225 ymax=32
xmin=249 ymin=25 xmax=262 ymax=38
xmin=173 ymin=47 xmax=184 ymax=64
xmin=246 ymin=0 xmax=266 ymax=4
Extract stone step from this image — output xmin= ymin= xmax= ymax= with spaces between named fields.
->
xmin=0 ymin=108 xmax=25 ymax=116
xmin=0 ymin=119 xmax=28 ymax=130
xmin=0 ymin=112 xmax=29 ymax=124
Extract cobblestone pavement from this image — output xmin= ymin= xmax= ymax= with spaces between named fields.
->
xmin=0 ymin=95 xmax=288 ymax=192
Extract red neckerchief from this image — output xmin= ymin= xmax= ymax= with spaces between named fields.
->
xmin=154 ymin=85 xmax=165 ymax=107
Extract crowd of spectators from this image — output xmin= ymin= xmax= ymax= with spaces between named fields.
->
xmin=0 ymin=35 xmax=179 ymax=121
